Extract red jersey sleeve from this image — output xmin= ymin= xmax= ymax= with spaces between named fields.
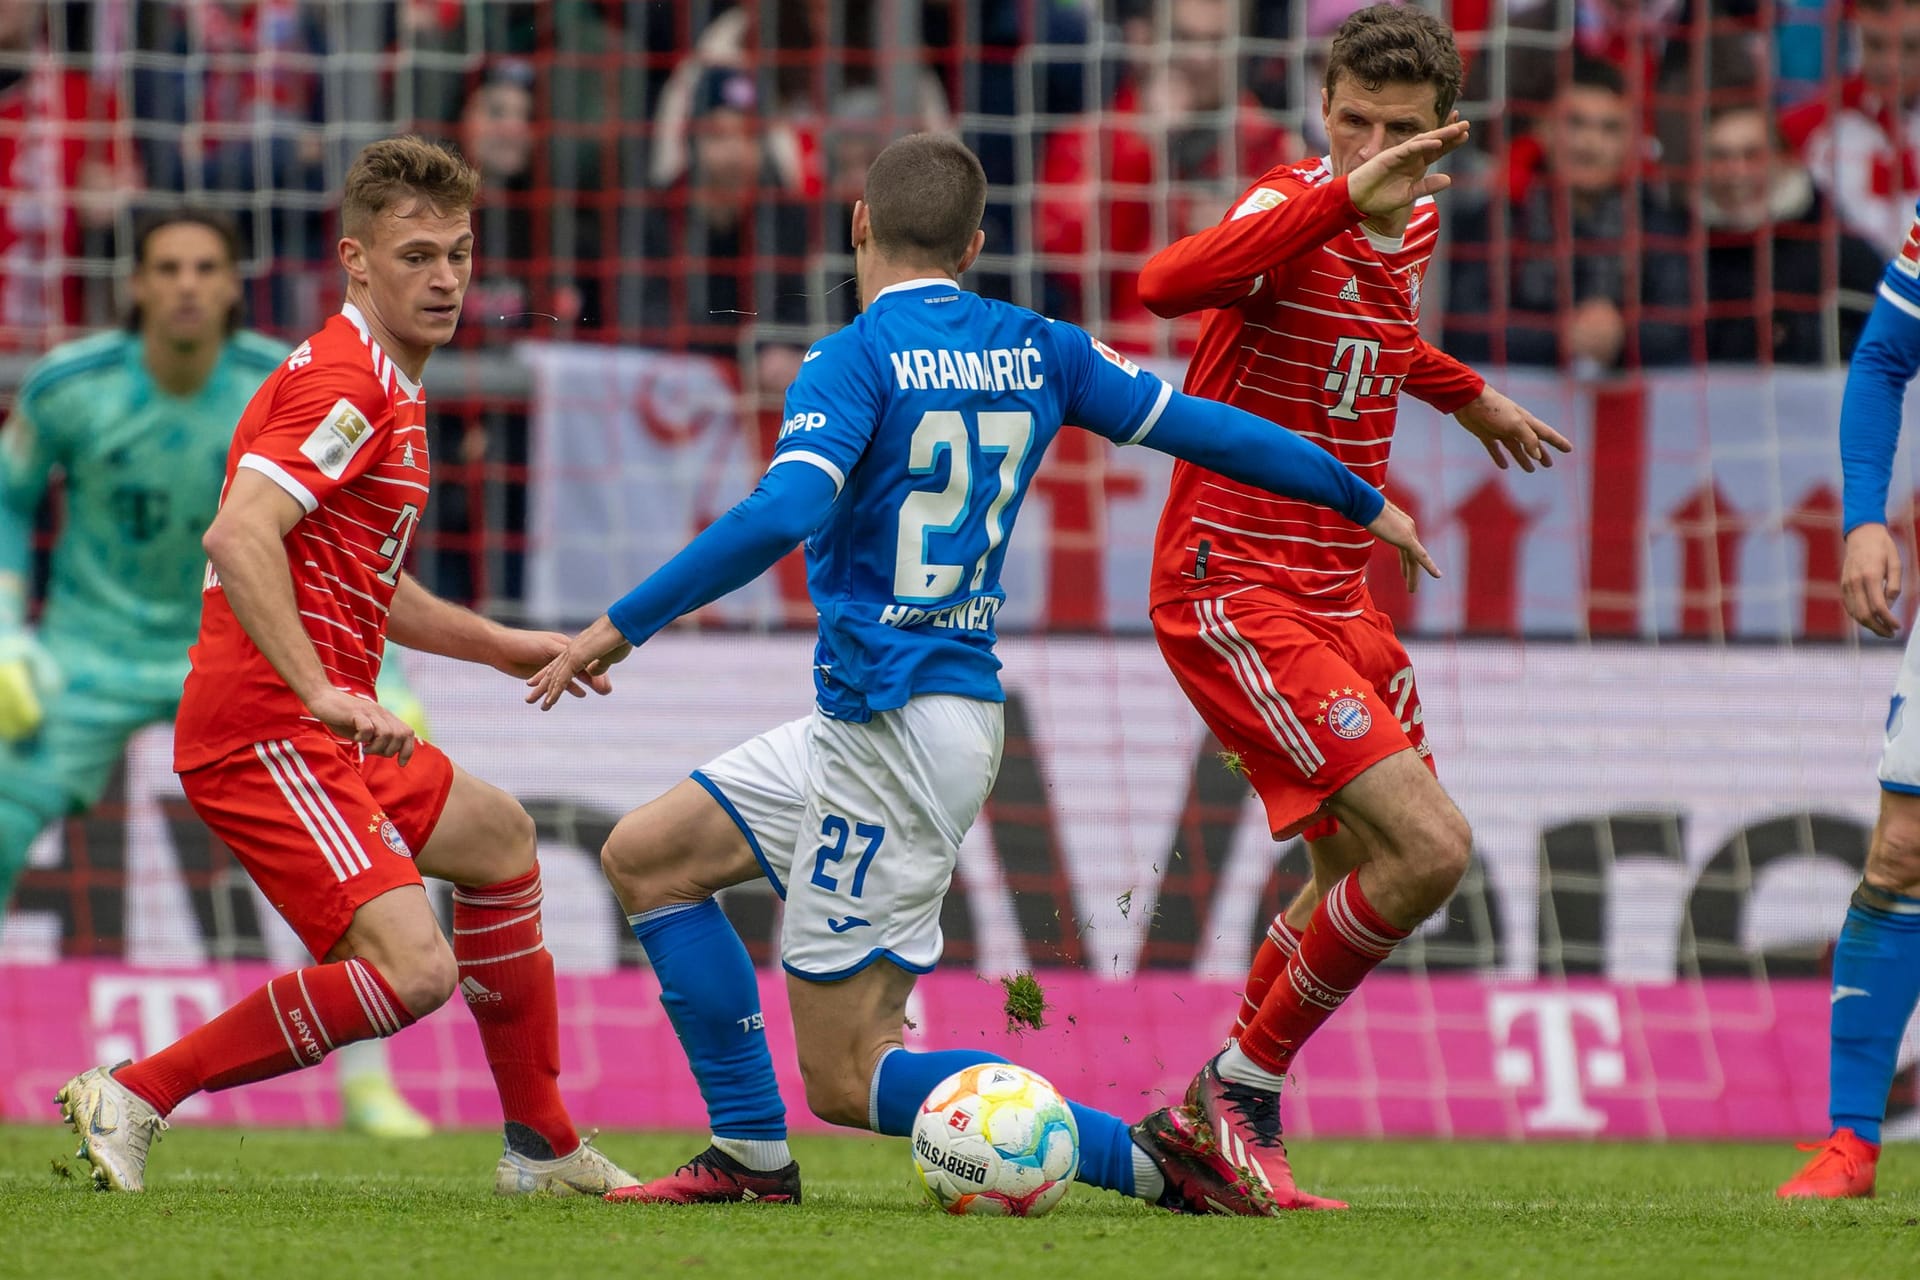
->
xmin=1137 ymin=167 xmax=1366 ymax=318
xmin=234 ymin=360 xmax=393 ymax=515
xmin=1402 ymin=339 xmax=1485 ymax=414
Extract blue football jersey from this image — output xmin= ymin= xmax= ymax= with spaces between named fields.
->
xmin=1842 ymin=200 xmax=1920 ymax=533
xmin=769 ymin=277 xmax=1170 ymax=720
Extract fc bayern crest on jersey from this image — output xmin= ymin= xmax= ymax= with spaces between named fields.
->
xmin=368 ymin=814 xmax=412 ymax=858
xmin=1326 ymin=695 xmax=1373 ymax=740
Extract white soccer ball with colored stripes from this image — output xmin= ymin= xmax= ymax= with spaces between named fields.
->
xmin=911 ymin=1063 xmax=1080 ymax=1217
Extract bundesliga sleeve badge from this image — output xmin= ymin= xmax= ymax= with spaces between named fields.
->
xmin=302 ymin=399 xmax=376 ymax=478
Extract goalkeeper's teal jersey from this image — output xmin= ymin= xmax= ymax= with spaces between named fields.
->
xmin=0 ymin=329 xmax=287 ymax=673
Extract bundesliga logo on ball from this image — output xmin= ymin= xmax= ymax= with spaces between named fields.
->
xmin=911 ymin=1064 xmax=1080 ymax=1217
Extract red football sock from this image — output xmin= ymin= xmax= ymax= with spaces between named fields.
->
xmin=453 ymin=863 xmax=578 ymax=1157
xmin=1230 ymin=914 xmax=1303 ymax=1039
xmin=115 ymin=958 xmax=411 ymax=1116
xmin=1239 ymin=872 xmax=1408 ymax=1076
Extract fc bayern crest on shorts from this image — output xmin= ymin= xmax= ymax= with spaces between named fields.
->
xmin=1323 ymin=692 xmax=1373 ymax=740
xmin=368 ymin=814 xmax=413 ymax=858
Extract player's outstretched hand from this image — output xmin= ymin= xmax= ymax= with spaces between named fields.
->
xmin=1346 ymin=116 xmax=1470 ymax=219
xmin=309 ymin=689 xmax=417 ymax=766
xmin=489 ymin=624 xmax=616 ymax=694
xmin=1453 ymin=386 xmax=1573 ymax=473
xmin=1367 ymin=499 xmax=1441 ymax=593
xmin=524 ymin=614 xmax=631 ymax=711
xmin=1843 ymin=523 xmax=1903 ymax=638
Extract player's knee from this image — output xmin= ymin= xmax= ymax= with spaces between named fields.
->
xmin=797 ymin=1059 xmax=868 ymax=1129
xmin=1426 ymin=806 xmax=1474 ymax=893
xmin=367 ymin=937 xmax=458 ymax=1018
xmin=499 ymin=800 xmax=537 ymax=873
xmin=600 ymin=816 xmax=689 ymax=911
xmin=598 ymin=823 xmax=646 ymax=892
xmin=790 ymin=1026 xmax=879 ymax=1128
xmin=1868 ymin=808 xmax=1920 ymax=895
xmin=1385 ymin=804 xmax=1472 ymax=902
xmin=395 ymin=943 xmax=459 ymax=1018
xmin=462 ymin=796 xmax=537 ymax=887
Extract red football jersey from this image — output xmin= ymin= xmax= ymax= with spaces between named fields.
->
xmin=1141 ymin=158 xmax=1483 ymax=616
xmin=176 ymin=304 xmax=430 ymax=771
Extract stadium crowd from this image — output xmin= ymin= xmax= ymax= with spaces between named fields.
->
xmin=0 ymin=0 xmax=1907 ymax=605
xmin=0 ymin=0 xmax=1898 ymax=364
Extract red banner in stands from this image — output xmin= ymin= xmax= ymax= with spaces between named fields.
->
xmin=522 ymin=351 xmax=1911 ymax=639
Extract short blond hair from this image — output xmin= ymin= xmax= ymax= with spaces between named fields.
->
xmin=341 ymin=136 xmax=479 ymax=240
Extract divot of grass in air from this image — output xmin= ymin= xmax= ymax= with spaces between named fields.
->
xmin=1001 ymin=971 xmax=1049 ymax=1032
xmin=1216 ymin=749 xmax=1246 ymax=777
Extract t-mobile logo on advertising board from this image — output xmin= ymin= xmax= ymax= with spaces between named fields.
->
xmin=1489 ymin=991 xmax=1628 ymax=1133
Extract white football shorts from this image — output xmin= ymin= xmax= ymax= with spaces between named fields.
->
xmin=690 ymin=695 xmax=1004 ymax=980
xmin=1881 ymin=625 xmax=1920 ymax=794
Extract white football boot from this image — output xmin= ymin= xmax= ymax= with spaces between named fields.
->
xmin=494 ymin=1133 xmax=640 ymax=1197
xmin=56 ymin=1064 xmax=168 ymax=1192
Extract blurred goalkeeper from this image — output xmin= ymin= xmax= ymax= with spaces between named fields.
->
xmin=1778 ymin=197 xmax=1920 ymax=1199
xmin=0 ymin=209 xmax=432 ymax=1139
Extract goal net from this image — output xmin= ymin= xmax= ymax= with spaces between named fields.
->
xmin=1 ymin=0 xmax=1912 ymax=1140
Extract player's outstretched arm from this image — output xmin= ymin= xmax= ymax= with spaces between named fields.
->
xmin=386 ymin=572 xmax=609 ymax=695
xmin=1136 ymin=389 xmax=1439 ymax=586
xmin=203 ymin=470 xmax=417 ymax=763
xmin=525 ymin=460 xmax=839 ymax=710
xmin=1840 ymin=282 xmax=1920 ymax=637
xmin=1138 ymin=120 xmax=1467 ymax=319
xmin=1138 ymin=176 xmax=1373 ymax=318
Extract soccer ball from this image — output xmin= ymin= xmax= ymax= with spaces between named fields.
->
xmin=911 ymin=1063 xmax=1080 ymax=1217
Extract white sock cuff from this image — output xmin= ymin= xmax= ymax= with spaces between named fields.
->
xmin=627 ymin=899 xmax=708 ymax=929
xmin=1130 ymin=1140 xmax=1166 ymax=1203
xmin=1217 ymin=1041 xmax=1288 ymax=1093
xmin=868 ymin=1044 xmax=904 ymax=1133
xmin=712 ymin=1135 xmax=792 ymax=1172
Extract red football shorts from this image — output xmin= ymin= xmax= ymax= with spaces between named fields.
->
xmin=179 ymin=733 xmax=457 ymax=959
xmin=1152 ymin=588 xmax=1435 ymax=842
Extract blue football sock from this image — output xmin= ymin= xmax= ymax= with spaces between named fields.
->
xmin=868 ymin=1047 xmax=1008 ymax=1136
xmin=1065 ymin=1099 xmax=1139 ymax=1197
xmin=1828 ymin=883 xmax=1920 ymax=1144
xmin=869 ymin=1047 xmax=1139 ymax=1197
xmin=630 ymin=900 xmax=786 ymax=1141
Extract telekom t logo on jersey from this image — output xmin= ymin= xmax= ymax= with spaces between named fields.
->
xmin=1324 ymin=336 xmax=1397 ymax=421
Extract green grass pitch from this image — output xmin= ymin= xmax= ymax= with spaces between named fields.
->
xmin=3 ymin=1126 xmax=1918 ymax=1279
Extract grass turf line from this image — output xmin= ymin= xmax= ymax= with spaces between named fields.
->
xmin=3 ymin=1126 xmax=1919 ymax=1279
